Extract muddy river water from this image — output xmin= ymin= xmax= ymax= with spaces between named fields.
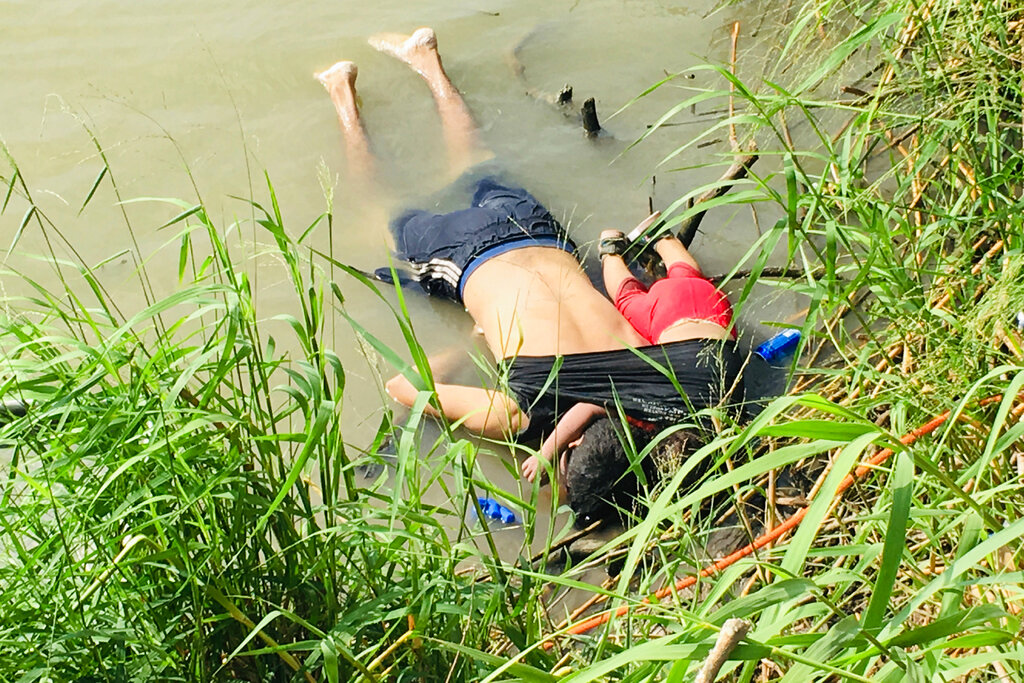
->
xmin=2 ymin=0 xmax=803 ymax=559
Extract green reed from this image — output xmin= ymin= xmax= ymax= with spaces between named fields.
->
xmin=0 ymin=145 xmax=558 ymax=680
xmin=3 ymin=0 xmax=1024 ymax=680
xmin=535 ymin=0 xmax=1024 ymax=680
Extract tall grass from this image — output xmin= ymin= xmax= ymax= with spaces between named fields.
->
xmin=567 ymin=0 xmax=1024 ymax=680
xmin=0 ymin=150 xmax=563 ymax=680
xmin=3 ymin=0 xmax=1024 ymax=680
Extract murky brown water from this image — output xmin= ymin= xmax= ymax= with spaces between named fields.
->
xmin=1 ymin=0 xmax=805 ymax=562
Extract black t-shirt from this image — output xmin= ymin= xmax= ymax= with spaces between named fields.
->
xmin=504 ymin=338 xmax=745 ymax=440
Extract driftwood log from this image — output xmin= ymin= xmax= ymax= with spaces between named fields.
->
xmin=581 ymin=97 xmax=602 ymax=137
xmin=506 ymin=26 xmax=607 ymax=138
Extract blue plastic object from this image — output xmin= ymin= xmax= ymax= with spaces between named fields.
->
xmin=754 ymin=329 xmax=801 ymax=363
xmin=477 ymin=497 xmax=517 ymax=524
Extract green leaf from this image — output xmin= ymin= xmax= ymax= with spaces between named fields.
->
xmin=707 ymin=579 xmax=816 ymax=624
xmin=778 ymin=616 xmax=862 ymax=683
xmin=255 ymin=400 xmax=333 ymax=533
xmin=431 ymin=639 xmax=556 ymax=683
xmin=156 ymin=204 xmax=202 ymax=230
xmin=780 ymin=431 xmax=879 ymax=578
xmin=757 ymin=420 xmax=878 ymax=440
xmin=78 ymin=165 xmax=108 ymax=215
xmin=9 ymin=205 xmax=35 ymax=255
xmin=862 ymin=450 xmax=913 ymax=631
xmin=881 ymin=516 xmax=1024 ymax=640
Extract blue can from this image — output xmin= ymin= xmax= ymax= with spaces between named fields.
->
xmin=754 ymin=329 xmax=801 ymax=363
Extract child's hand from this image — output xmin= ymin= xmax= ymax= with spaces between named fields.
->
xmin=521 ymin=454 xmax=547 ymax=484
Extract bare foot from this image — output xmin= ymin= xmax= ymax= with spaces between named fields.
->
xmin=368 ymin=27 xmax=439 ymax=75
xmin=315 ymin=60 xmax=358 ymax=91
xmin=520 ymin=454 xmax=549 ymax=484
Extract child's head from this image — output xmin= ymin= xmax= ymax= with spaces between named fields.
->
xmin=562 ymin=417 xmax=706 ymax=528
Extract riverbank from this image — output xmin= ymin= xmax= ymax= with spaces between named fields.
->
xmin=2 ymin=1 xmax=1024 ymax=680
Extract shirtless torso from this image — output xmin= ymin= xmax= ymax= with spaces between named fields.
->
xmin=462 ymin=247 xmax=645 ymax=359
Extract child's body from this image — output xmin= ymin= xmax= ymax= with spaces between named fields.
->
xmin=520 ymin=219 xmax=736 ymax=483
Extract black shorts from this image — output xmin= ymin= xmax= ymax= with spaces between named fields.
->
xmin=390 ymin=176 xmax=576 ymax=301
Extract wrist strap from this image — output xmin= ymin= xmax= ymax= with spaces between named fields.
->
xmin=598 ymin=235 xmax=629 ymax=258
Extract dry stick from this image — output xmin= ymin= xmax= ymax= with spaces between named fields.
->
xmin=845 ymin=343 xmax=906 ymax=404
xmin=881 ymin=122 xmax=923 ymax=155
xmin=550 ymin=651 xmax=573 ymax=674
xmin=840 ymin=84 xmax=872 ymax=99
xmin=909 ymin=134 xmax=926 ymax=254
xmin=955 ymin=152 xmax=983 ymax=203
xmin=206 ymin=586 xmax=320 ymax=683
xmin=695 ymin=619 xmax=752 ymax=683
xmin=529 ymin=519 xmax=604 ymax=565
xmin=924 ymin=241 xmax=958 ymax=310
xmin=677 ymin=152 xmax=760 ymax=247
xmin=675 ymin=22 xmax=758 ymax=247
xmin=737 ymin=571 xmax=760 ymax=598
xmin=558 ymin=577 xmax=617 ymax=627
xmin=728 ymin=22 xmax=741 ymax=152
xmin=723 ymin=457 xmax=769 ymax=587
xmin=814 ymin=8 xmax=827 ymax=41
xmin=933 ymin=239 xmax=1005 ymax=311
xmin=707 ymin=266 xmax=815 ymax=285
xmin=878 ymin=0 xmax=936 ymax=90
xmin=582 ymin=98 xmax=602 ymax=137
xmin=902 ymin=343 xmax=913 ymax=376
xmin=542 ymin=395 xmax=1008 ymax=648
xmin=804 ymin=447 xmax=839 ymax=505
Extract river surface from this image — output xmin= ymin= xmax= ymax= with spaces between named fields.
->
xmin=1 ymin=0 xmax=803 ymax=561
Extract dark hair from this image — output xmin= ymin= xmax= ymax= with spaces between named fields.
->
xmin=564 ymin=417 xmax=707 ymax=528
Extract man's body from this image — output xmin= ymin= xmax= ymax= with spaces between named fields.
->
xmin=318 ymin=27 xmax=741 ymax=445
xmin=319 ymin=28 xmax=647 ymax=438
xmin=521 ymin=229 xmax=739 ymax=482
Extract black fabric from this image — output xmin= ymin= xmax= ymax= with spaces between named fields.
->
xmin=504 ymin=339 xmax=745 ymax=439
xmin=389 ymin=177 xmax=574 ymax=301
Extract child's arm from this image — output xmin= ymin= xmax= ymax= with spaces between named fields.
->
xmin=521 ymin=402 xmax=606 ymax=483
xmin=599 ymin=230 xmax=635 ymax=300
xmin=599 ymin=211 xmax=659 ymax=299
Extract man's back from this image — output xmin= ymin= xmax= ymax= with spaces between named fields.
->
xmin=462 ymin=247 xmax=646 ymax=358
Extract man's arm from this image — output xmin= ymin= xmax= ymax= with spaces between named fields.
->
xmin=385 ymin=374 xmax=528 ymax=439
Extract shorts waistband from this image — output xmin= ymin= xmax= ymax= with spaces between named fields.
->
xmin=458 ymin=236 xmax=576 ymax=299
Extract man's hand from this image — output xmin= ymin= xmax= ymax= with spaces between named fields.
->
xmin=385 ymin=373 xmax=418 ymax=407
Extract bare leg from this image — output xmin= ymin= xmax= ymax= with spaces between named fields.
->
xmin=369 ymin=28 xmax=492 ymax=177
xmin=654 ymin=234 xmax=702 ymax=273
xmin=316 ymin=61 xmax=376 ymax=184
xmin=600 ymin=230 xmax=639 ymax=299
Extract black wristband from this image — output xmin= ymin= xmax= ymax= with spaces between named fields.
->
xmin=598 ymin=235 xmax=629 ymax=259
